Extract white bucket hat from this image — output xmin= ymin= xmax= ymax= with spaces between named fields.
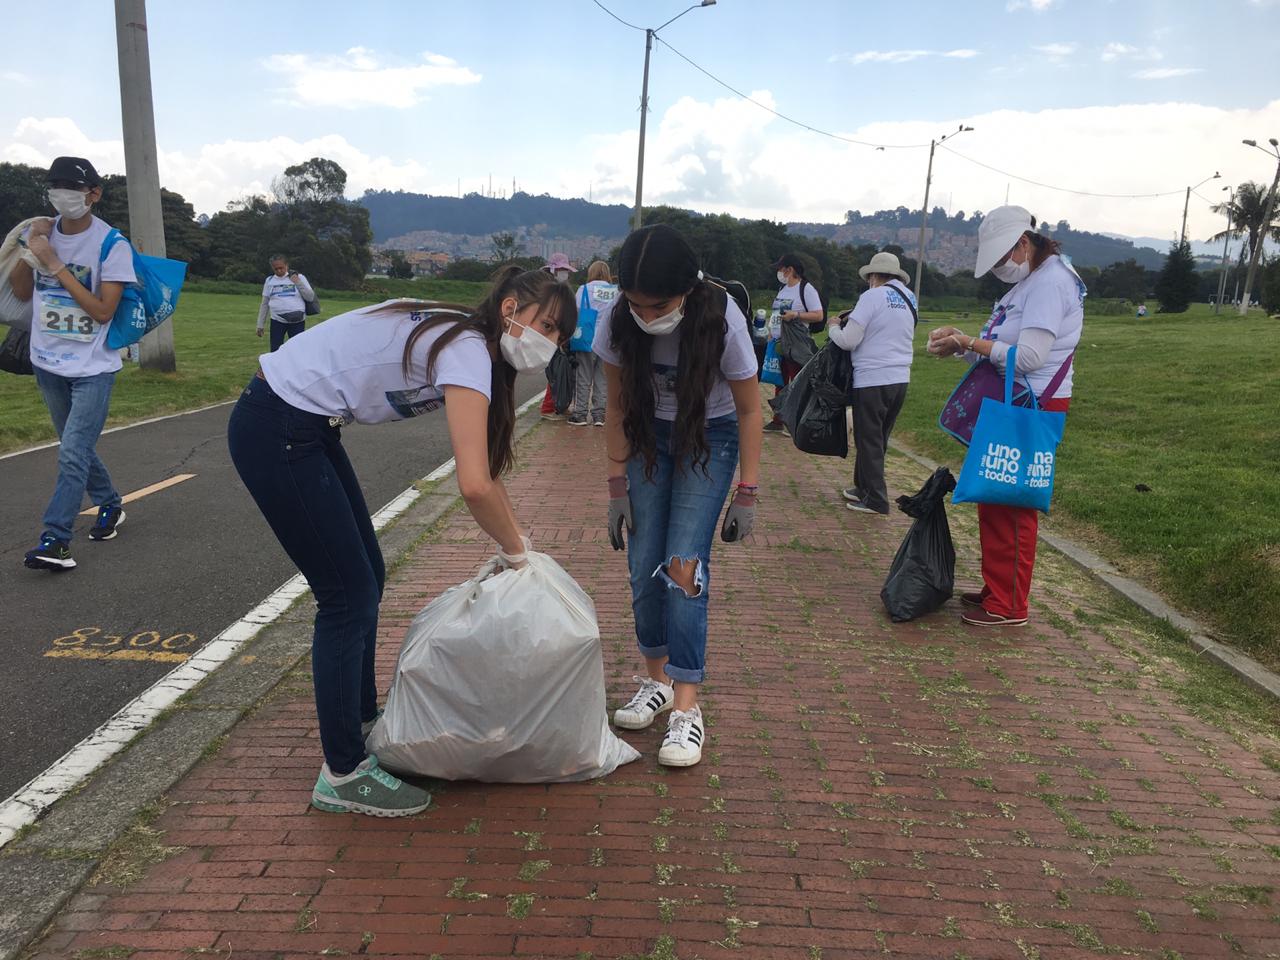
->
xmin=974 ymin=205 xmax=1034 ymax=278
xmin=858 ymin=251 xmax=910 ymax=284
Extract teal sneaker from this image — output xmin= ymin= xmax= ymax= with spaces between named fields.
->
xmin=311 ymin=755 xmax=431 ymax=817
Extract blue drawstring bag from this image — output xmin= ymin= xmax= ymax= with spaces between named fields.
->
xmin=952 ymin=347 xmax=1066 ymax=513
xmin=570 ymin=285 xmax=597 ymax=351
xmin=760 ymin=339 xmax=784 ymax=386
xmin=98 ymin=229 xmax=188 ymax=349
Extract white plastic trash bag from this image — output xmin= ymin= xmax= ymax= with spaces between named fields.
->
xmin=368 ymin=551 xmax=640 ymax=782
xmin=0 ymin=217 xmax=52 ymax=331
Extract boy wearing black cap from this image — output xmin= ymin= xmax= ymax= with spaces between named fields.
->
xmin=9 ymin=156 xmax=136 ymax=570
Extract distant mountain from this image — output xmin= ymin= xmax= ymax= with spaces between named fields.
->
xmin=359 ymin=190 xmax=631 ymax=244
xmin=1107 ymin=233 xmax=1276 ymax=260
xmin=359 ymin=190 xmax=1171 ymax=272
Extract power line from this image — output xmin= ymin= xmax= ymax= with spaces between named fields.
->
xmin=656 ymin=36 xmax=930 ymax=150
xmin=590 ymin=0 xmax=643 ymax=31
xmin=937 ymin=143 xmax=1186 ymax=199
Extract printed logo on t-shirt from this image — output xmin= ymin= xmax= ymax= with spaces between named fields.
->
xmin=385 ymin=386 xmax=444 ymax=419
xmin=36 ymin=263 xmax=99 ymax=342
xmin=981 ymin=303 xmax=1009 ymax=341
xmin=654 ymin=362 xmax=679 ymax=399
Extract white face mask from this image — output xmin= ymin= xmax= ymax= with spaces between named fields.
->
xmin=630 ymin=296 xmax=685 ymax=336
xmin=776 ymin=271 xmax=788 ymax=284
xmin=554 ymin=269 xmax=570 ymax=284
xmin=992 ymin=257 xmax=1031 ymax=284
xmin=500 ymin=310 xmax=559 ymax=371
xmin=48 ymin=188 xmax=90 ymax=220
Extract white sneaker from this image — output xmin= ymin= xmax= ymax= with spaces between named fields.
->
xmin=613 ymin=676 xmax=674 ymax=730
xmin=658 ymin=707 xmax=704 ymax=767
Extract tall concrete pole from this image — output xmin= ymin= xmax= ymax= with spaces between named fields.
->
xmin=633 ymin=28 xmax=654 ymax=231
xmin=913 ymin=139 xmax=936 ymax=299
xmin=115 ymin=0 xmax=176 ymax=371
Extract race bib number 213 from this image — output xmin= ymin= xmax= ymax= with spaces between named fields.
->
xmin=40 ymin=294 xmax=99 ymax=343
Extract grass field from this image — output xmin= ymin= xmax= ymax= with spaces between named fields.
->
xmin=3 ymin=288 xmax=1276 ymax=668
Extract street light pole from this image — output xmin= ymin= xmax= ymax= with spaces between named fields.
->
xmin=1214 ymin=186 xmax=1232 ymax=315
xmin=1180 ymin=172 xmax=1220 ymax=247
xmin=914 ymin=124 xmax=973 ymax=303
xmin=1238 ymin=138 xmax=1280 ymax=317
xmin=632 ymin=1 xmax=716 ymax=231
xmin=115 ymin=0 xmax=175 ymax=372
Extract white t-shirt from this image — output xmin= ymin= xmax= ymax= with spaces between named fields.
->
xmin=262 ymin=272 xmax=311 ymax=321
xmin=569 ymin=280 xmax=619 ymax=352
xmin=768 ymin=280 xmax=822 ymax=340
xmin=259 ymin=300 xmax=493 ymax=425
xmin=840 ymin=282 xmax=916 ymax=388
xmin=592 ymin=293 xmax=757 ymax=422
xmin=980 ymin=255 xmax=1084 ymax=397
xmin=28 ymin=216 xmax=136 ymax=377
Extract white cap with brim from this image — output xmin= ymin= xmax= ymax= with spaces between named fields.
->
xmin=974 ymin=205 xmax=1034 ymax=278
xmin=858 ymin=251 xmax=911 ymax=284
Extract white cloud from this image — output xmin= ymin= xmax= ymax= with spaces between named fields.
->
xmin=566 ymin=96 xmax=1280 ymax=242
xmin=1101 ymin=42 xmax=1162 ymax=61
xmin=1134 ymin=67 xmax=1203 ymax=79
xmin=1 ymin=71 xmax=33 ymax=85
xmin=1007 ymin=0 xmax=1055 ymax=11
xmin=3 ymin=117 xmax=437 ymax=216
xmin=263 ymin=47 xmax=481 ymax=109
xmin=833 ymin=48 xmax=978 ymax=65
xmin=1034 ymin=42 xmax=1077 ymax=60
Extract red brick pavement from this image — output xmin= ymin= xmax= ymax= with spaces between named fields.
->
xmin=27 ymin=408 xmax=1280 ymax=960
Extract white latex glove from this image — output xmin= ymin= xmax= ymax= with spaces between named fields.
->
xmin=498 ymin=535 xmax=533 ymax=570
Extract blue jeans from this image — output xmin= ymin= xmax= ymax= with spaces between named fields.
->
xmin=626 ymin=415 xmax=739 ymax=684
xmin=34 ymin=368 xmax=121 ymax=543
xmin=270 ymin=318 xmax=305 ymax=352
xmin=227 ymin=376 xmax=384 ymax=775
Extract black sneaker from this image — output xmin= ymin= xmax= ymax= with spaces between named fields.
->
xmin=763 ymin=420 xmax=786 ymax=434
xmin=24 ymin=535 xmax=76 ymax=571
xmin=88 ymin=505 xmax=126 ymax=541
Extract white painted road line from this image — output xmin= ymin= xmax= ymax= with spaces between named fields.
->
xmin=0 ymin=400 xmax=236 ymax=462
xmin=0 ymin=390 xmax=547 ymax=849
xmin=78 ymin=473 xmax=197 ymax=515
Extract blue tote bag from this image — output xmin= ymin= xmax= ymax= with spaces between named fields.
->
xmin=569 ymin=285 xmax=597 ymax=351
xmin=98 ymin=229 xmax=188 ymax=349
xmin=952 ymin=347 xmax=1066 ymax=513
xmin=760 ymin=338 xmax=784 ymax=386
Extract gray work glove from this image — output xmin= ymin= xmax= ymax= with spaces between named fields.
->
xmin=720 ymin=484 xmax=758 ymax=542
xmin=608 ymin=475 xmax=633 ymax=551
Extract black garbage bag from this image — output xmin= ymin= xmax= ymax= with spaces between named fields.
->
xmin=770 ymin=340 xmax=852 ymax=457
xmin=547 ymin=349 xmax=574 ymax=414
xmin=881 ymin=467 xmax=957 ymax=622
xmin=0 ymin=327 xmax=32 ymax=376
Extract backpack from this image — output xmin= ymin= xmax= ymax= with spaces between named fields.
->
xmin=798 ymin=278 xmax=827 ymax=334
xmin=97 ymin=229 xmax=188 ymax=349
xmin=703 ymin=274 xmax=752 ymax=336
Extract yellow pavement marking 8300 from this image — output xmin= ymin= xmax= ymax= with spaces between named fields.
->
xmin=78 ymin=473 xmax=197 ymax=515
xmin=44 ymin=626 xmax=198 ymax=663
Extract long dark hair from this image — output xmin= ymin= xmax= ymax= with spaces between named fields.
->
xmin=610 ymin=224 xmax=728 ymax=479
xmin=396 ymin=266 xmax=576 ymax=478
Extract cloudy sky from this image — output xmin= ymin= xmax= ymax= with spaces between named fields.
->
xmin=3 ymin=0 xmax=1278 ymax=242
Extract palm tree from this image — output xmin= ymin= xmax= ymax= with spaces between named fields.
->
xmin=1210 ymin=181 xmax=1280 ymax=263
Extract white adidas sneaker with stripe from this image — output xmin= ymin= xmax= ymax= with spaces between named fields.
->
xmin=613 ymin=676 xmax=675 ymax=730
xmin=658 ymin=706 xmax=704 ymax=767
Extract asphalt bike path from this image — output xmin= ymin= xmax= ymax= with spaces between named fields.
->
xmin=0 ymin=372 xmax=545 ymax=802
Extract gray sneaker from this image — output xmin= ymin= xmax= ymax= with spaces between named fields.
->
xmin=361 ymin=708 xmax=384 ymax=741
xmin=311 ymin=755 xmax=431 ymax=817
xmin=841 ymin=486 xmax=864 ymax=503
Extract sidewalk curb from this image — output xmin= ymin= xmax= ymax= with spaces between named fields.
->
xmin=0 ymin=410 xmax=546 ymax=960
xmin=889 ymin=439 xmax=1280 ymax=702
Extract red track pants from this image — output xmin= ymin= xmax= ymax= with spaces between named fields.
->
xmin=975 ymin=397 xmax=1070 ymax=619
xmin=540 ymin=384 xmax=555 ymax=414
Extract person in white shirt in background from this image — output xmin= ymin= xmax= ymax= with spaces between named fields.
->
xmin=828 ymin=251 xmax=917 ymax=516
xmin=764 ymin=253 xmax=824 ymax=433
xmin=567 ymin=260 xmax=617 ymax=426
xmin=9 ymin=156 xmax=136 ymax=570
xmin=227 ymin=266 xmax=577 ymax=816
xmin=256 ymin=255 xmax=315 ymax=352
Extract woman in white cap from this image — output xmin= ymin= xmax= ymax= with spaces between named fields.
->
xmin=828 ymin=251 xmax=918 ymax=515
xmin=927 ymin=206 xmax=1084 ymax=627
